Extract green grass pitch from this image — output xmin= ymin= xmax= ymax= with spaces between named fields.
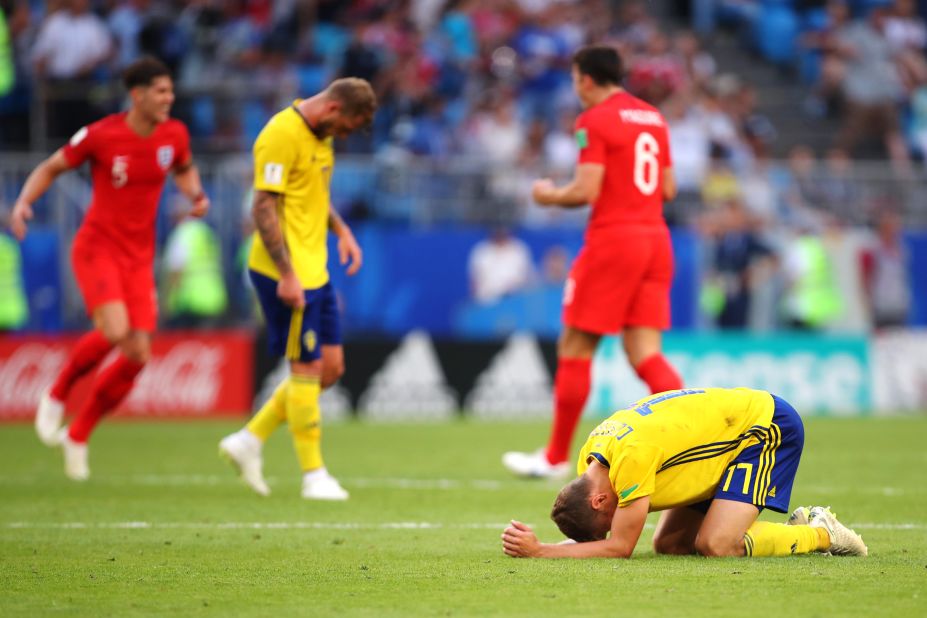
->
xmin=1 ymin=417 xmax=925 ymax=617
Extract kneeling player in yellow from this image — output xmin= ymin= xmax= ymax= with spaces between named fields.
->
xmin=218 ymin=78 xmax=376 ymax=500
xmin=501 ymin=388 xmax=868 ymax=558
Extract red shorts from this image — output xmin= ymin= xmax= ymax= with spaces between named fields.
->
xmin=71 ymin=239 xmax=157 ymax=331
xmin=562 ymin=226 xmax=673 ymax=334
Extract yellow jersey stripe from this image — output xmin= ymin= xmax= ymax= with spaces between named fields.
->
xmin=287 ymin=308 xmax=304 ymax=360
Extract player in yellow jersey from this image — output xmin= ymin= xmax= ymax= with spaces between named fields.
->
xmin=501 ymin=388 xmax=869 ymax=558
xmin=219 ymin=78 xmax=376 ymax=500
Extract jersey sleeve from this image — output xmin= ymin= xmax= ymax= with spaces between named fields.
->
xmin=575 ymin=112 xmax=607 ymax=166
xmin=252 ymin=124 xmax=297 ymax=194
xmin=609 ymin=442 xmax=663 ymax=508
xmin=60 ymin=124 xmax=98 ymax=168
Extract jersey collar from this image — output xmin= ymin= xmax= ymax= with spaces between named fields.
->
xmin=290 ymin=100 xmax=321 ymax=138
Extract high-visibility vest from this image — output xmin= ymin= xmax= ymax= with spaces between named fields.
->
xmin=0 ymin=11 xmax=13 ymax=96
xmin=165 ymin=221 xmax=228 ymax=317
xmin=0 ymin=234 xmax=28 ymax=329
xmin=788 ymin=236 xmax=843 ymax=327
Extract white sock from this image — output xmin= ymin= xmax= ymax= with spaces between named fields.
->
xmin=303 ymin=467 xmax=329 ymax=483
xmin=239 ymin=429 xmax=262 ymax=451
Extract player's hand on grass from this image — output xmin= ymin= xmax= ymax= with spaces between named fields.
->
xmin=10 ymin=200 xmax=33 ymax=240
xmin=531 ymin=179 xmax=557 ymax=206
xmin=189 ymin=192 xmax=210 ymax=218
xmin=501 ymin=520 xmax=542 ymax=558
xmin=277 ymin=271 xmax=305 ymax=309
xmin=337 ymin=229 xmax=363 ymax=276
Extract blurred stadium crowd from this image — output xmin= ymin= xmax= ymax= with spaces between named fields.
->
xmin=0 ymin=0 xmax=924 ymax=336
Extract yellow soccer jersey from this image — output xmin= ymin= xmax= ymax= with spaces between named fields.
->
xmin=577 ymin=388 xmax=775 ymax=512
xmin=248 ymin=101 xmax=334 ymax=288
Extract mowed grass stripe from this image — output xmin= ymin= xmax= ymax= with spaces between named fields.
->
xmin=2 ymin=521 xmax=924 ymax=530
xmin=0 ymin=473 xmax=924 ymax=497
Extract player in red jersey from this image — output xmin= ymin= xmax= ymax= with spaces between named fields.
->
xmin=9 ymin=57 xmax=209 ymax=481
xmin=503 ymin=46 xmax=684 ymax=479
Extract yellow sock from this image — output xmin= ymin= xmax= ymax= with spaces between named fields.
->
xmin=286 ymin=374 xmax=323 ymax=471
xmin=743 ymin=521 xmax=831 ymax=557
xmin=245 ymin=380 xmax=289 ymax=442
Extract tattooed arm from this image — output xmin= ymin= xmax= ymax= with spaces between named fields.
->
xmin=252 ymin=189 xmax=304 ymax=308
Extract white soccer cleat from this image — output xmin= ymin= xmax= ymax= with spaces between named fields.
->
xmin=35 ymin=390 xmax=65 ymax=447
xmin=808 ymin=506 xmax=869 ymax=557
xmin=502 ymin=449 xmax=571 ymax=480
xmin=59 ymin=429 xmax=89 ymax=481
xmin=301 ymin=469 xmax=349 ymax=501
xmin=787 ymin=505 xmax=811 ymax=526
xmin=219 ymin=431 xmax=270 ymax=497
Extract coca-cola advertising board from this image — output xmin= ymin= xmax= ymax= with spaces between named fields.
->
xmin=0 ymin=331 xmax=254 ymax=420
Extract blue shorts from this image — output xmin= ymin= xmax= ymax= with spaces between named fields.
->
xmin=692 ymin=394 xmax=805 ymax=515
xmin=249 ymin=270 xmax=341 ymax=362
xmin=713 ymin=394 xmax=804 ymax=513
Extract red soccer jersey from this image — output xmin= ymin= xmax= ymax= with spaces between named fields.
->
xmin=575 ymin=91 xmax=672 ymax=234
xmin=62 ymin=112 xmax=191 ymax=265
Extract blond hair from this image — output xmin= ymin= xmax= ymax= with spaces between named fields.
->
xmin=326 ymin=78 xmax=377 ymax=119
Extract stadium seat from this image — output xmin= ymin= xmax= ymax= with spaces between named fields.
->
xmin=297 ymin=64 xmax=328 ymax=96
xmin=755 ymin=4 xmax=798 ymax=64
xmin=243 ymin=101 xmax=267 ymax=147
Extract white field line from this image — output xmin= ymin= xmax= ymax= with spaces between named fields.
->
xmin=2 ymin=521 xmax=924 ymax=531
xmin=0 ymin=475 xmax=536 ymax=491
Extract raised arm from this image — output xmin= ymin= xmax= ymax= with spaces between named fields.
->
xmin=328 ymin=206 xmax=362 ymax=275
xmin=9 ymin=150 xmax=72 ymax=240
xmin=252 ymin=189 xmax=304 ymax=308
xmin=531 ymin=163 xmax=605 ymax=208
xmin=502 ymin=496 xmax=650 ymax=559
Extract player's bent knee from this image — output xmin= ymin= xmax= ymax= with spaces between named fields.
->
xmin=694 ymin=534 xmax=744 ymax=558
xmin=119 ymin=335 xmax=151 ymax=364
xmin=98 ymin=320 xmax=130 ymax=344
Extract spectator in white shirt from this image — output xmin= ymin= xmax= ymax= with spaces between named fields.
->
xmin=31 ymin=0 xmax=113 ymax=140
xmin=468 ymin=227 xmax=536 ymax=304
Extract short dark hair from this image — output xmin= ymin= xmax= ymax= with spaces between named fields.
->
xmin=123 ymin=56 xmax=171 ymax=90
xmin=572 ymin=45 xmax=623 ymax=86
xmin=550 ymin=476 xmax=607 ymax=543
